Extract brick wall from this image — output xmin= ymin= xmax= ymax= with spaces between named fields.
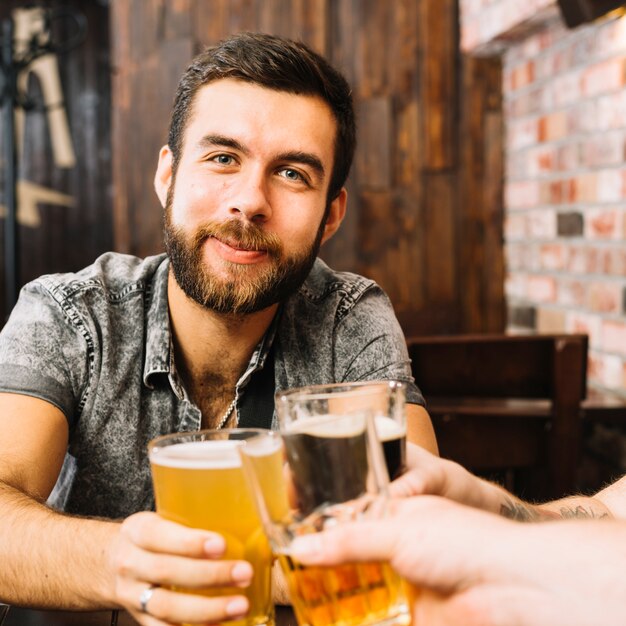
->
xmin=460 ymin=1 xmax=626 ymax=395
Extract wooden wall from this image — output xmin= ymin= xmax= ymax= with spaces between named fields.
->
xmin=0 ymin=0 xmax=112 ymax=322
xmin=110 ymin=0 xmax=505 ymax=335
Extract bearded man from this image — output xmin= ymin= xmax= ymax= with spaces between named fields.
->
xmin=0 ymin=32 xmax=436 ymax=624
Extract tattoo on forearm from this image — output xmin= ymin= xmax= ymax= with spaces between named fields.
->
xmin=558 ymin=505 xmax=609 ymax=520
xmin=499 ymin=496 xmax=540 ymax=522
xmin=500 ymin=496 xmax=610 ymax=522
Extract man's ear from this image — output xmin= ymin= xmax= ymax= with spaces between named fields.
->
xmin=154 ymin=145 xmax=173 ymax=208
xmin=321 ymin=188 xmax=348 ymax=244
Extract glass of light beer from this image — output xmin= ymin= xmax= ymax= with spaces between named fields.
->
xmin=240 ymin=384 xmax=410 ymax=626
xmin=148 ymin=429 xmax=281 ymax=626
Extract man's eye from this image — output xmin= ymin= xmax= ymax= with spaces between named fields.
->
xmin=212 ymin=154 xmax=234 ymax=165
xmin=279 ymin=168 xmax=303 ymax=182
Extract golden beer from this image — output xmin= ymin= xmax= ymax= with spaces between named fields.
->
xmin=149 ymin=433 xmax=282 ymax=626
xmin=278 ymin=555 xmax=409 ymax=626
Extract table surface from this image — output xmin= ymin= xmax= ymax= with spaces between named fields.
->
xmin=0 ymin=605 xmax=297 ymax=626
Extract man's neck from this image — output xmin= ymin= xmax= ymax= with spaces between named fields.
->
xmin=166 ymin=271 xmax=278 ymax=394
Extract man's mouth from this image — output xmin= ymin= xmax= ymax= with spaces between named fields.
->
xmin=207 ymin=236 xmax=269 ymax=264
xmin=214 ymin=236 xmax=263 ymax=253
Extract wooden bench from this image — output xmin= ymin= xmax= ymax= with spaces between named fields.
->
xmin=407 ymin=333 xmax=588 ymax=500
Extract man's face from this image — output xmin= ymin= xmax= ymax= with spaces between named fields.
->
xmin=156 ymin=79 xmax=346 ymax=315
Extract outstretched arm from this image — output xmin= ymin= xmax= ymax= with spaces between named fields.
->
xmin=401 ymin=443 xmax=621 ymax=521
xmin=290 ymin=496 xmax=626 ymax=626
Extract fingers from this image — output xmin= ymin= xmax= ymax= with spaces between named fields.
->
xmin=114 ymin=541 xmax=253 ymax=588
xmin=123 ymin=584 xmax=249 ymax=625
xmin=111 ymin=511 xmax=255 ymax=625
xmin=290 ymin=520 xmax=398 ymax=566
xmin=121 ymin=512 xmax=226 ymax=557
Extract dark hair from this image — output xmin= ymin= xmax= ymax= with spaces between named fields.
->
xmin=168 ymin=32 xmax=356 ymax=201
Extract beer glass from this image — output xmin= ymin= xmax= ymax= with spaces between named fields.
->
xmin=148 ymin=429 xmax=281 ymax=626
xmin=280 ymin=381 xmax=407 ymax=480
xmin=240 ymin=385 xmax=410 ymax=626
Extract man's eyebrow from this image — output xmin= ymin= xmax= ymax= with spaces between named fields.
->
xmin=197 ymin=134 xmax=249 ymax=154
xmin=276 ymin=151 xmax=325 ymax=179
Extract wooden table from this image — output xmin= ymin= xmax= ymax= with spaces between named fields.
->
xmin=0 ymin=604 xmax=297 ymax=625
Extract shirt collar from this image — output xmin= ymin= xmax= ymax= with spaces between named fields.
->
xmin=143 ymin=257 xmax=172 ymax=388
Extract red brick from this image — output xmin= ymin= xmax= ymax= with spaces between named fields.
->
xmin=552 ymin=71 xmax=581 ymax=107
xmin=555 ymin=143 xmax=579 ymax=171
xmin=587 ymin=352 xmax=603 ymax=385
xmin=587 ymin=282 xmax=621 ymax=313
xmin=595 ymin=353 xmax=625 ymax=388
xmin=581 ymin=132 xmax=625 ymax=168
xmin=566 ymin=246 xmax=600 ymax=274
xmin=527 ymin=275 xmax=557 ymax=302
xmin=597 ymin=169 xmax=624 ymax=202
xmin=566 ymin=312 xmax=602 ymax=347
xmin=601 ymin=247 xmax=626 ymax=276
xmin=581 ymin=58 xmax=626 ymax=97
xmin=539 ymin=243 xmax=566 ymax=270
xmin=601 ymin=320 xmax=626 ymax=356
xmin=527 ymin=209 xmax=556 ymax=238
xmin=506 ymin=181 xmax=539 ymax=209
xmin=557 ymin=280 xmax=586 ymax=307
xmin=596 ymin=92 xmax=626 ymax=130
xmin=585 ymin=208 xmax=621 ymax=239
xmin=508 ymin=118 xmax=538 ymax=150
xmin=538 ymin=111 xmax=568 ymax=142
xmin=572 ymin=173 xmax=597 ymax=203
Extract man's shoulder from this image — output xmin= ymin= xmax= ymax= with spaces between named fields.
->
xmin=298 ymin=258 xmax=379 ymax=304
xmin=32 ymin=252 xmax=168 ymax=302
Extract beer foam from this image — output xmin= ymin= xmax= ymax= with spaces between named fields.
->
xmin=243 ymin=435 xmax=282 ymax=458
xmin=285 ymin=413 xmax=366 ymax=438
xmin=375 ymin=415 xmax=406 ymax=442
xmin=150 ymin=440 xmax=243 ymax=469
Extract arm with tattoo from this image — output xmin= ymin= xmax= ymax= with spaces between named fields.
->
xmin=499 ymin=494 xmax=612 ymax=522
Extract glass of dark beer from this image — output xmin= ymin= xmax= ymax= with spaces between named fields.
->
xmin=280 ymin=380 xmax=407 ymax=480
xmin=240 ymin=383 xmax=410 ymax=626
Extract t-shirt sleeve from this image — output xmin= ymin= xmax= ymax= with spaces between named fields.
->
xmin=0 ymin=281 xmax=89 ymax=425
xmin=333 ymin=286 xmax=425 ymax=406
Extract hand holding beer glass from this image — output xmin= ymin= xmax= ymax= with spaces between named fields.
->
xmin=148 ymin=429 xmax=282 ymax=626
xmin=240 ymin=382 xmax=410 ymax=626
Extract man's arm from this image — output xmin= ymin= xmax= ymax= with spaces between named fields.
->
xmin=406 ymin=404 xmax=438 ymax=455
xmin=402 ymin=443 xmax=622 ymax=521
xmin=289 ymin=496 xmax=626 ymax=626
xmin=0 ymin=393 xmax=118 ymax=608
xmin=0 ymin=393 xmax=253 ymax=624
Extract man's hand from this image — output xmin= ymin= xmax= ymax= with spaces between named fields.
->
xmin=110 ymin=512 xmax=253 ymax=625
xmin=289 ymin=496 xmax=626 ymax=626
xmin=398 ymin=443 xmax=506 ymax=514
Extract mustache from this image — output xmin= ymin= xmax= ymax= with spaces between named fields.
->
xmin=192 ymin=219 xmax=282 ymax=257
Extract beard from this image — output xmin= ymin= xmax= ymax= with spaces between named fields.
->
xmin=164 ymin=206 xmax=326 ymax=316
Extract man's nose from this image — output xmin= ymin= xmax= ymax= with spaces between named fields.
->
xmin=227 ymin=170 xmax=272 ymax=223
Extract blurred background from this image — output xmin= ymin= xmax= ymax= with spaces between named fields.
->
xmin=2 ymin=0 xmax=626 ymax=495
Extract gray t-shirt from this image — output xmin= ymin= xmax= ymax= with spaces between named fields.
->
xmin=0 ymin=252 xmax=423 ymax=519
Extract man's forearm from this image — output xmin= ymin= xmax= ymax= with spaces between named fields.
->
xmin=0 ymin=481 xmax=120 ymax=609
xmin=498 ymin=492 xmax=612 ymax=522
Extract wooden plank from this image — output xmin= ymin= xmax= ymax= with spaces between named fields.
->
xmin=353 ymin=0 xmax=390 ymax=98
xmin=458 ymin=56 xmax=505 ymax=333
xmin=355 ymin=97 xmax=392 ymax=190
xmin=420 ymin=0 xmax=457 ymax=170
xmin=423 ymin=172 xmax=457 ymax=303
xmin=357 ymin=190 xmax=424 ymax=313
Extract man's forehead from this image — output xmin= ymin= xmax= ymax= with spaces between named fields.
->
xmin=184 ymin=78 xmax=338 ymax=153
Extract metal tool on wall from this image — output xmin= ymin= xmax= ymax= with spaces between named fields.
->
xmin=0 ymin=6 xmax=85 ymax=320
